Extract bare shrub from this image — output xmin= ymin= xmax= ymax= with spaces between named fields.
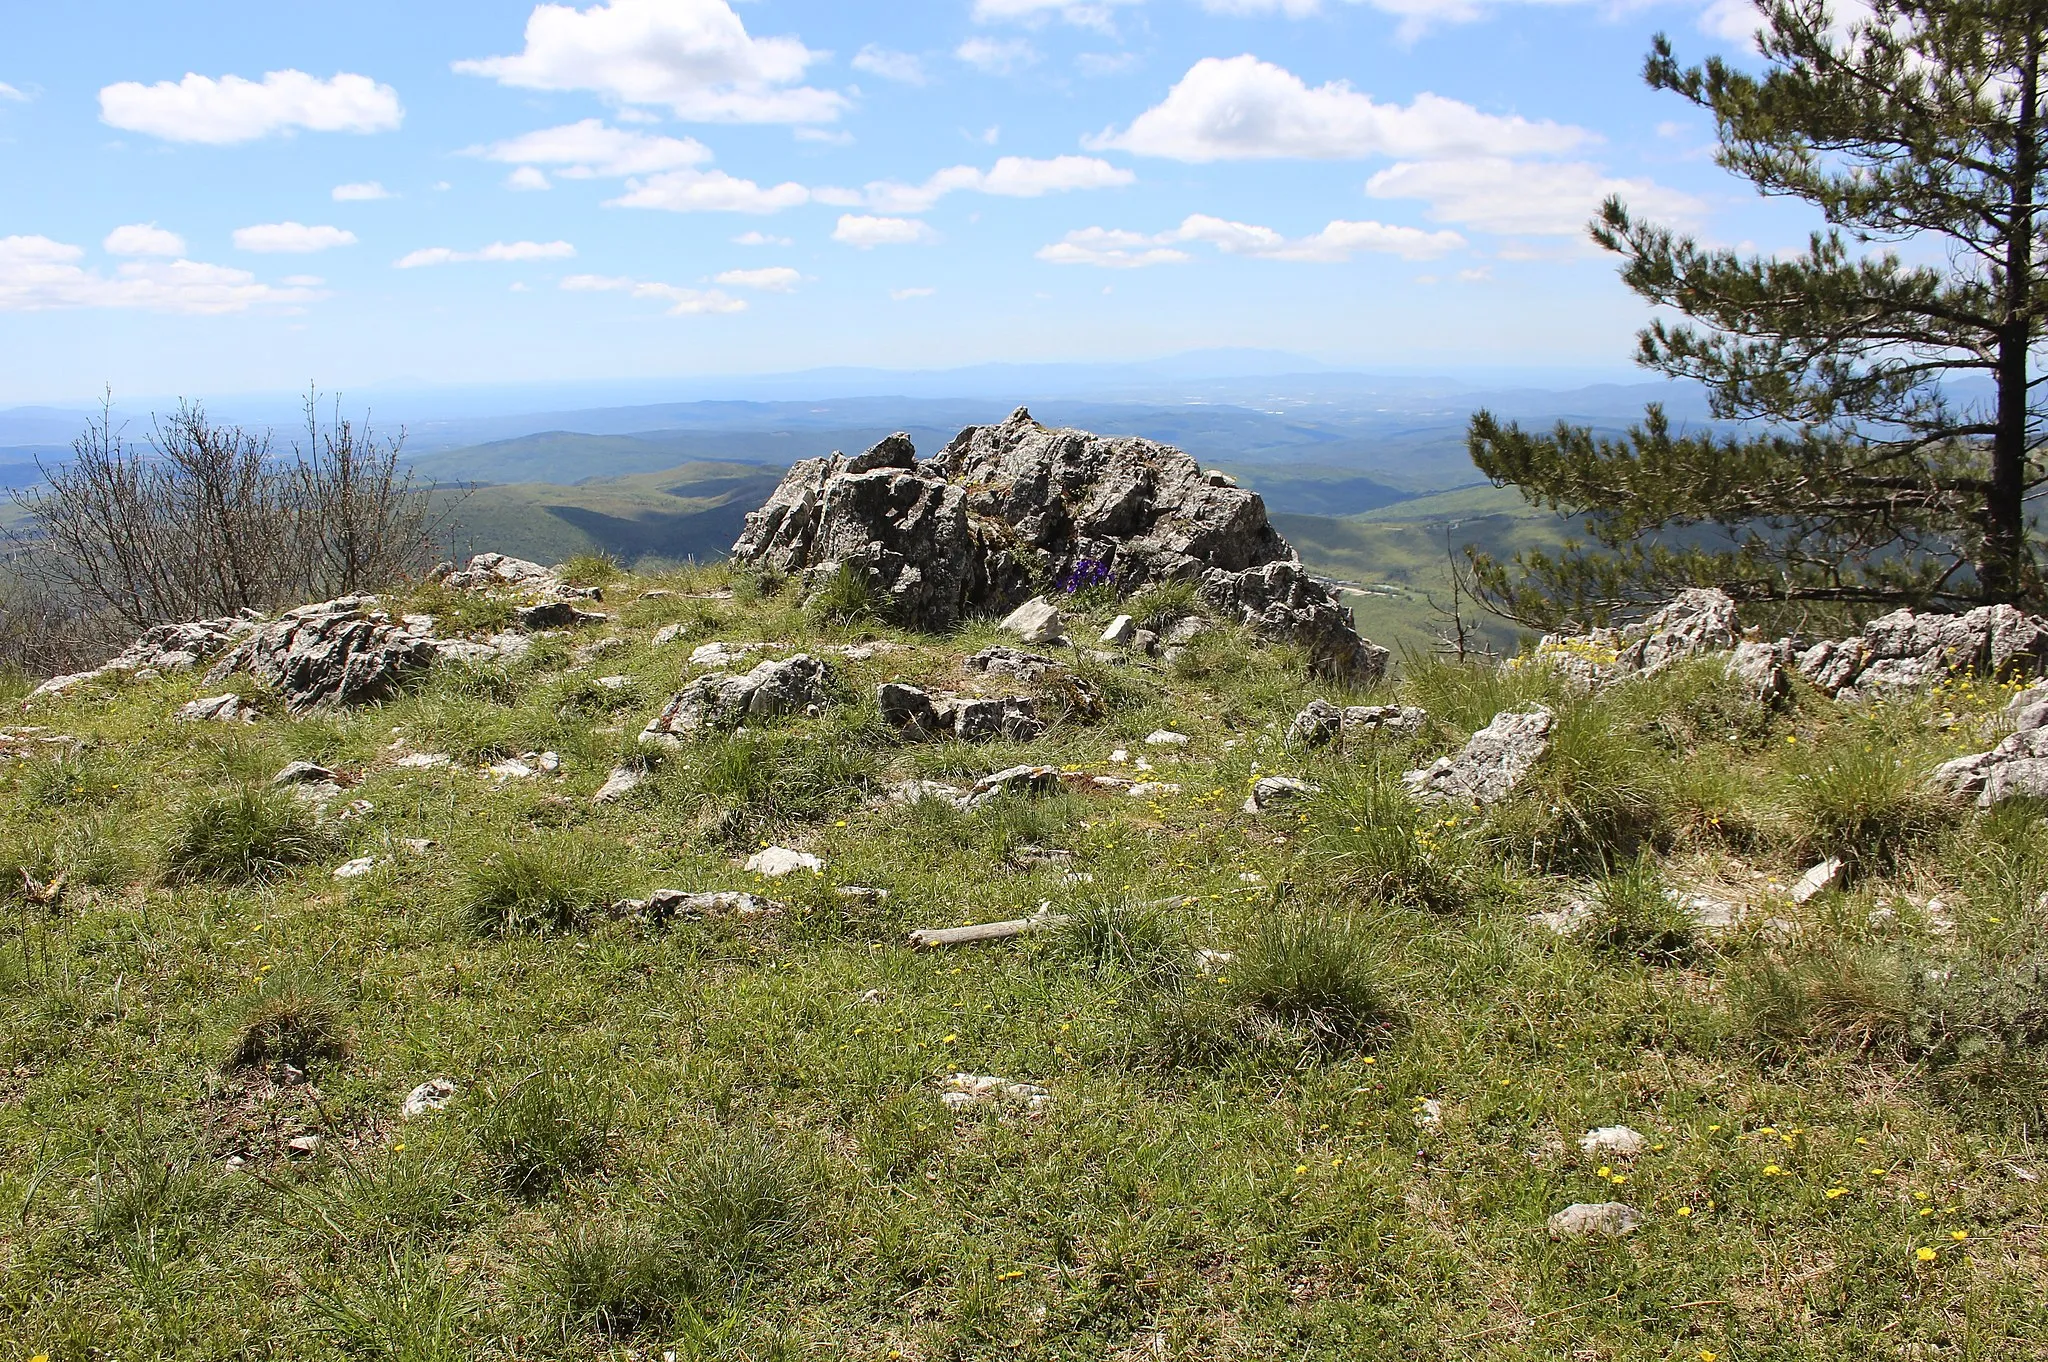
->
xmin=10 ymin=389 xmax=451 ymax=641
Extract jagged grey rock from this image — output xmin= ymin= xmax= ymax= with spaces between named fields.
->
xmin=1244 ymin=776 xmax=1321 ymax=814
xmin=879 ymin=682 xmax=943 ymax=736
xmin=1000 ymin=597 xmax=1068 ymax=645
xmin=203 ymin=598 xmax=438 ymax=711
xmin=964 ymin=764 xmax=1061 ymax=808
xmin=1101 ymin=614 xmax=1136 ymax=645
xmin=1548 ymin=1202 xmax=1642 ymax=1238
xmin=443 ymin=552 xmax=596 ymax=597
xmin=1288 ymin=700 xmax=1427 ymax=748
xmin=940 ymin=1072 xmax=1052 ymax=1113
xmin=401 ymin=1079 xmax=458 ymax=1119
xmin=1404 ymin=706 xmax=1555 ymax=805
xmin=1578 ymin=1126 xmax=1648 ymax=1158
xmin=1197 ymin=560 xmax=1388 ymax=681
xmin=640 ymin=654 xmax=831 ymax=744
xmin=177 ymin=693 xmax=256 ymax=724
xmin=1932 ymin=726 xmax=2048 ymax=806
xmin=937 ymin=695 xmax=1044 ymax=742
xmin=1788 ymin=857 xmax=1844 ymax=904
xmin=1794 ymin=603 xmax=2048 ymax=698
xmin=729 ymin=410 xmax=1383 ymax=679
xmin=614 ymin=889 xmax=784 ymax=925
xmin=1535 ymin=588 xmax=1742 ymax=691
xmin=966 ymin=646 xmax=1063 ymax=683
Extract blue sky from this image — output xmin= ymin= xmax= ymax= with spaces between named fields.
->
xmin=0 ymin=0 xmax=1804 ymax=404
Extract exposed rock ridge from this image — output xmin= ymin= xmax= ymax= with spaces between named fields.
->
xmin=730 ymin=408 xmax=1385 ymax=680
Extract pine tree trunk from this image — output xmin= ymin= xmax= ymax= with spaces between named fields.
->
xmin=1987 ymin=31 xmax=2041 ymax=605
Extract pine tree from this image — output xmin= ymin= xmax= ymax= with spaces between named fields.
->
xmin=1469 ymin=0 xmax=2048 ymax=627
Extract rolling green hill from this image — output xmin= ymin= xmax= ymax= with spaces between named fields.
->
xmin=439 ymin=461 xmax=786 ymax=568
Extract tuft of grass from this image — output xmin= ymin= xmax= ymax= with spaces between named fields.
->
xmin=1577 ymin=856 xmax=1698 ymax=965
xmin=803 ymin=560 xmax=885 ymax=626
xmin=560 ymin=551 xmax=623 ymax=589
xmin=1055 ymin=898 xmax=1185 ymax=980
xmin=459 ymin=839 xmax=617 ymax=936
xmin=1125 ymin=579 xmax=1201 ymax=633
xmin=1312 ymin=770 xmax=1474 ymax=910
xmin=163 ymin=785 xmax=329 ymax=884
xmin=471 ymin=1069 xmax=614 ymax=1199
xmin=1785 ymin=733 xmax=1942 ymax=874
xmin=675 ymin=731 xmax=879 ymax=843
xmin=530 ymin=1218 xmax=699 ymax=1340
xmin=19 ymin=752 xmax=125 ymax=809
xmin=1488 ymin=702 xmax=1671 ymax=872
xmin=1907 ymin=954 xmax=2048 ymax=1128
xmin=1229 ymin=907 xmax=1396 ymax=1051
xmin=1729 ymin=945 xmax=1913 ymax=1057
xmin=224 ymin=975 xmax=347 ymax=1072
xmin=662 ymin=1133 xmax=815 ymax=1274
xmin=305 ymin=1251 xmax=474 ymax=1362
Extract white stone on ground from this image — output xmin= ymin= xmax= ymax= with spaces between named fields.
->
xmin=401 ymin=1078 xmax=458 ymax=1119
xmin=333 ymin=856 xmax=380 ymax=880
xmin=1548 ymin=1202 xmax=1642 ymax=1238
xmin=1578 ymin=1126 xmax=1647 ymax=1158
xmin=1788 ymin=857 xmax=1843 ymax=904
xmin=940 ymin=1072 xmax=1052 ymax=1113
xmin=1145 ymin=730 xmax=1190 ymax=747
xmin=593 ymin=768 xmax=643 ymax=803
xmin=747 ymin=846 xmax=825 ymax=877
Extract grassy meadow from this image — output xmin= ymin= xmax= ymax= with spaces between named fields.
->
xmin=2 ymin=562 xmax=2047 ymax=1359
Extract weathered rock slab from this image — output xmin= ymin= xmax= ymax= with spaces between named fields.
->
xmin=1404 ymin=706 xmax=1555 ymax=805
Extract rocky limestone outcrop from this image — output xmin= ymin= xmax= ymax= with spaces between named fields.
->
xmin=1529 ymin=590 xmax=2048 ymax=706
xmin=441 ymin=552 xmax=598 ymax=600
xmin=1197 ymin=560 xmax=1387 ymax=680
xmin=1790 ymin=604 xmax=2048 ymax=699
xmin=1930 ymin=684 xmax=2048 ymax=806
xmin=729 ymin=409 xmax=1384 ymax=680
xmin=28 ymin=616 xmax=260 ymax=702
xmin=1288 ymin=699 xmax=1427 ymax=748
xmin=203 ymin=597 xmax=439 ymax=710
xmin=1404 ymin=706 xmax=1555 ymax=805
xmin=1531 ymin=588 xmax=1744 ymax=692
xmin=639 ymin=654 xmax=831 ymax=744
xmin=878 ymin=682 xmax=1045 ymax=742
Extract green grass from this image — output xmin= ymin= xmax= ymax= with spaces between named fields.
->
xmin=4 ymin=563 xmax=2048 ymax=1358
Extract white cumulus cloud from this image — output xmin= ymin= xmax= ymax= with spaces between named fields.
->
xmin=1035 ymin=227 xmax=1192 ymax=268
xmin=1176 ymin=212 xmax=1463 ymax=260
xmin=1038 ymin=212 xmax=1460 ymax=266
xmin=863 ymin=155 xmax=1133 ymax=213
xmin=607 ymin=168 xmax=810 ymax=213
xmin=395 ymin=240 xmax=576 ymax=268
xmin=972 ymin=0 xmax=1140 ymax=28
xmin=733 ymin=230 xmax=793 ymax=246
xmin=471 ymin=119 xmax=712 ymax=177
xmin=233 ymin=222 xmax=359 ymax=253
xmin=833 ymin=215 xmax=939 ymax=248
xmin=455 ymin=0 xmax=846 ymax=123
xmin=507 ymin=166 xmax=553 ymax=190
xmin=332 ymin=181 xmax=393 ymax=201
xmin=1365 ymin=157 xmax=1705 ymax=235
xmin=0 ymin=234 xmax=323 ymax=314
xmin=98 ymin=70 xmax=402 ymax=144
xmin=956 ymin=38 xmax=1040 ymax=74
xmin=714 ymin=265 xmax=801 ymax=291
xmin=561 ymin=272 xmax=747 ymax=314
xmin=0 ymin=82 xmax=30 ymax=102
xmin=891 ymin=286 xmax=936 ymax=300
xmin=103 ymin=224 xmax=186 ymax=257
xmin=1091 ymin=54 xmax=1588 ymax=161
xmin=852 ymin=45 xmax=927 ymax=85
